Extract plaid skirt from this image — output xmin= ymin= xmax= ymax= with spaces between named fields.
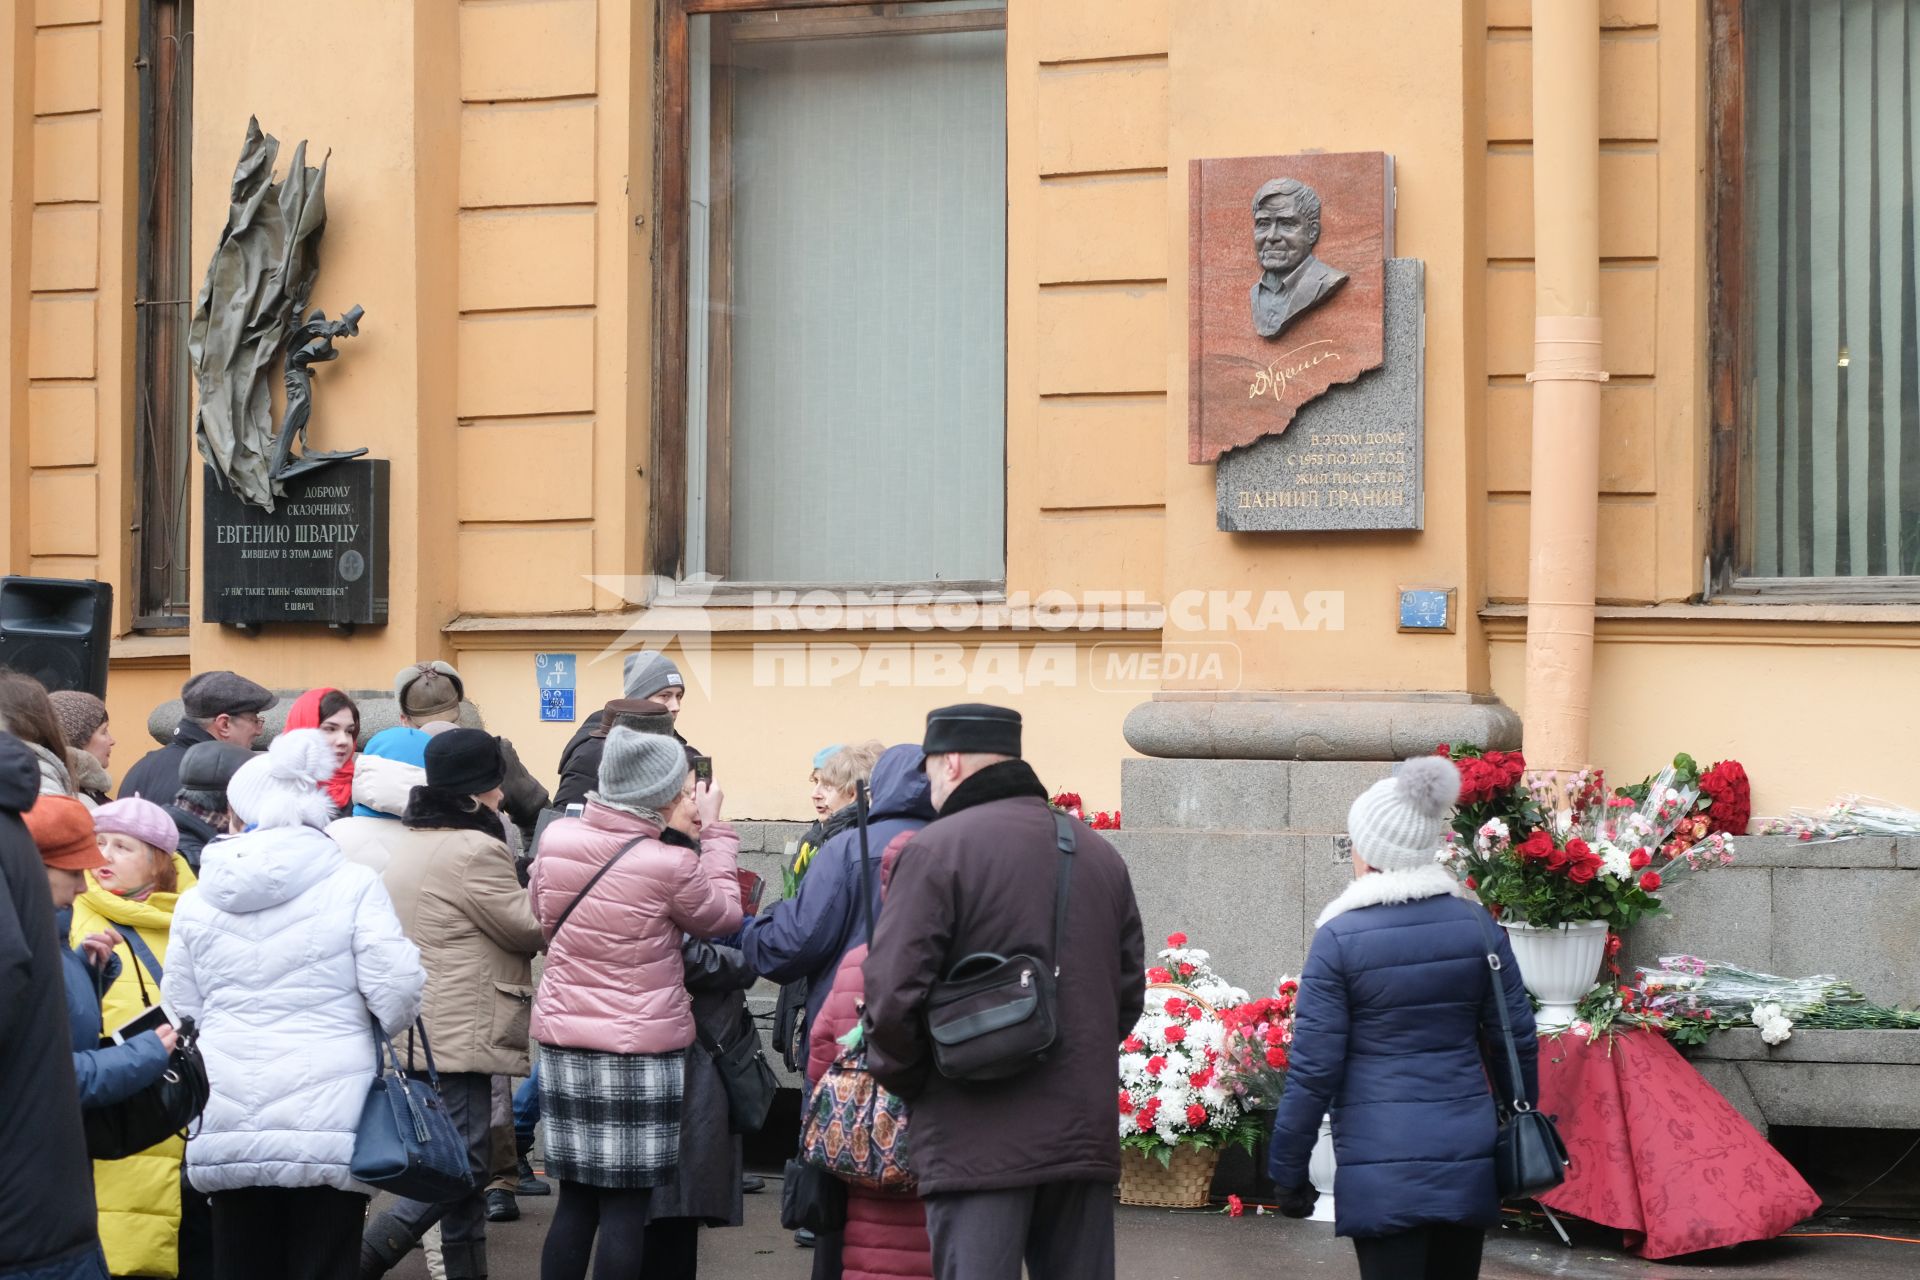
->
xmin=537 ymin=1043 xmax=686 ymax=1188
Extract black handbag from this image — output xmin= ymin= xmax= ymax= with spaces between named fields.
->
xmin=924 ymin=811 xmax=1076 ymax=1083
xmin=82 ymin=932 xmax=210 ymax=1161
xmin=349 ymin=1020 xmax=473 ymax=1202
xmin=698 ymin=1004 xmax=779 ymax=1135
xmin=1470 ymin=905 xmax=1571 ymax=1199
xmin=779 ymin=1156 xmax=847 ymax=1233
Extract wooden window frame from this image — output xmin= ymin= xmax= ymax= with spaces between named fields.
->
xmin=1706 ymin=0 xmax=1920 ymax=601
xmin=132 ymin=0 xmax=195 ymax=630
xmin=648 ymin=0 xmax=1007 ymax=586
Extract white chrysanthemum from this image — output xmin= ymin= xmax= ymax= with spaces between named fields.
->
xmin=1760 ymin=1016 xmax=1793 ymax=1045
xmin=1119 ymin=1052 xmax=1149 ymax=1078
xmin=1599 ymin=842 xmax=1633 ymax=880
xmin=1200 ymin=1083 xmax=1232 ymax=1109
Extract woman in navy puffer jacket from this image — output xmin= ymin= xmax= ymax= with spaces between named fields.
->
xmin=1268 ymin=756 xmax=1538 ymax=1280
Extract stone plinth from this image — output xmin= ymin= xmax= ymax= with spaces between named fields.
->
xmin=1627 ymin=835 xmax=1920 ymax=1007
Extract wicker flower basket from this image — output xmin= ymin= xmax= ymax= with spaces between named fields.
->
xmin=1118 ymin=1143 xmax=1221 ymax=1209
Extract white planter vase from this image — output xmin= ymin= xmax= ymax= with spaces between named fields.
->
xmin=1306 ymin=1114 xmax=1336 ymax=1223
xmin=1501 ymin=918 xmax=1609 ymax=1031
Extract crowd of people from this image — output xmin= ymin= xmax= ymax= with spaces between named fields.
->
xmin=0 ymin=651 xmax=1536 ymax=1280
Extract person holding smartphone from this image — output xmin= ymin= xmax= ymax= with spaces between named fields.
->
xmin=68 ymin=798 xmax=195 ymax=1280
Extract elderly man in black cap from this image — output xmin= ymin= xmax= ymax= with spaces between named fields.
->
xmin=161 ymin=741 xmax=254 ymax=871
xmin=119 ymin=671 xmax=272 ymax=804
xmin=862 ymin=704 xmax=1144 ymax=1280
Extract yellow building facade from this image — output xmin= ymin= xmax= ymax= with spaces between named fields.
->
xmin=1 ymin=0 xmax=1915 ymax=822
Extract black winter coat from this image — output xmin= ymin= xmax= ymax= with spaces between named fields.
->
xmin=1267 ymin=865 xmax=1539 ymax=1239
xmin=117 ymin=717 xmax=213 ymax=804
xmin=647 ymin=937 xmax=755 ymax=1228
xmin=863 ymin=761 xmax=1145 ymax=1196
xmin=0 ymin=734 xmax=108 ymax=1280
xmin=553 ymin=711 xmax=698 ymax=810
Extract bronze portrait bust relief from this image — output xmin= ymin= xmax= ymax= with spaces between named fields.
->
xmin=1250 ymin=177 xmax=1349 ymax=339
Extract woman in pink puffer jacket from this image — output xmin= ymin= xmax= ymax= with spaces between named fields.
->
xmin=528 ymin=727 xmax=743 ymax=1280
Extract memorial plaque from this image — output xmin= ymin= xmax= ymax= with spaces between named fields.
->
xmin=1217 ymin=259 xmax=1424 ymax=532
xmin=1189 ymin=151 xmax=1394 ymax=465
xmin=202 ymin=460 xmax=389 ymax=626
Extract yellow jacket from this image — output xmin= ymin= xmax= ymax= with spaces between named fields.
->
xmin=69 ymin=855 xmax=196 ymax=1279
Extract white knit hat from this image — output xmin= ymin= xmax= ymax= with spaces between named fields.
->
xmin=228 ymin=729 xmax=336 ymax=830
xmin=1346 ymin=756 xmax=1462 ymax=872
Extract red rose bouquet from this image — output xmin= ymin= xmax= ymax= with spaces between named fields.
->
xmin=1217 ymin=978 xmax=1298 ymax=1111
xmin=1443 ymin=762 xmax=1737 ymax=929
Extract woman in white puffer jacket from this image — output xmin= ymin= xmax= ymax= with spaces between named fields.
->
xmin=162 ymin=729 xmax=426 ymax=1280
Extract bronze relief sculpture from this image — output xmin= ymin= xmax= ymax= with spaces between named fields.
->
xmin=1249 ymin=177 xmax=1349 ymax=340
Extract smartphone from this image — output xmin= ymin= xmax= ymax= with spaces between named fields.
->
xmin=689 ymin=754 xmax=713 ymax=786
xmin=110 ymin=1004 xmax=173 ymax=1045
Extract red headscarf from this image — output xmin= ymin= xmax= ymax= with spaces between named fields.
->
xmin=284 ymin=687 xmax=357 ymax=812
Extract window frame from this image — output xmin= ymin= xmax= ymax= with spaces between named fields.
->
xmin=648 ymin=0 xmax=1009 ymax=589
xmin=1707 ymin=0 xmax=1920 ymax=600
xmin=131 ymin=0 xmax=195 ymax=630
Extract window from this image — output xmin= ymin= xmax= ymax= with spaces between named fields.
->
xmin=655 ymin=0 xmax=1007 ymax=586
xmin=1714 ymin=0 xmax=1920 ymax=590
xmin=133 ymin=0 xmax=194 ymax=626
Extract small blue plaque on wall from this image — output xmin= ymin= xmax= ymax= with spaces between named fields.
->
xmin=537 ymin=652 xmax=577 ymax=722
xmin=1397 ymin=588 xmax=1455 ymax=633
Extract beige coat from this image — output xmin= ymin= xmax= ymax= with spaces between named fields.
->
xmin=377 ymin=804 xmax=544 ymax=1076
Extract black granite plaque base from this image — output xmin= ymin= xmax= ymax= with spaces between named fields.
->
xmin=202 ymin=460 xmax=389 ymax=627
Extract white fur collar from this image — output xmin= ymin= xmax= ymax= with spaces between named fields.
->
xmin=1316 ymin=863 xmax=1476 ymax=928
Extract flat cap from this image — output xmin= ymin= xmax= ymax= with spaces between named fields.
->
xmin=178 ymin=741 xmax=255 ymax=793
xmin=396 ymin=661 xmax=465 ymax=720
xmin=181 ymin=671 xmax=274 ymax=720
xmin=922 ymin=703 xmax=1022 ymax=759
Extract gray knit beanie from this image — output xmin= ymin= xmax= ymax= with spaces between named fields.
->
xmin=1346 ymin=756 xmax=1461 ymax=872
xmin=598 ymin=725 xmax=691 ymax=811
xmin=622 ymin=651 xmax=685 ymax=701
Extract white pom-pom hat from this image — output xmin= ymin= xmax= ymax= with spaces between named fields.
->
xmin=227 ymin=728 xmax=337 ymax=830
xmin=1346 ymin=755 xmax=1462 ymax=873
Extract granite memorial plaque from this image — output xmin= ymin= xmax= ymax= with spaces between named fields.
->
xmin=202 ymin=460 xmax=389 ymax=626
xmin=1189 ymin=151 xmax=1394 ymax=465
xmin=1217 ymin=259 xmax=1424 ymax=532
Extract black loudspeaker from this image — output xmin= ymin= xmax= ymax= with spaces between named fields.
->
xmin=0 ymin=577 xmax=113 ymax=697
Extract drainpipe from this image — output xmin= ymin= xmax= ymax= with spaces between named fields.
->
xmin=1522 ymin=0 xmax=1606 ymax=774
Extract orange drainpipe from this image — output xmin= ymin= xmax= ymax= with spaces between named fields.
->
xmin=1522 ymin=0 xmax=1606 ymax=775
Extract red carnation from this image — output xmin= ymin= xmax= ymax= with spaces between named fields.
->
xmin=1147 ymin=967 xmax=1173 ymax=984
xmin=1186 ymin=1103 xmax=1209 ymax=1127
xmin=1265 ymin=1046 xmax=1288 ymax=1069
xmin=1167 ymin=932 xmax=1188 ymax=947
xmin=1464 ymin=876 xmax=1478 ymax=890
xmin=1628 ymin=847 xmax=1651 ymax=870
xmin=1164 ymin=1025 xmax=1187 ymax=1044
xmin=1136 ymin=1111 xmax=1155 ymax=1132
xmin=1605 ymin=932 xmax=1623 ymax=956
xmin=1119 ymin=1089 xmax=1134 ymax=1115
xmin=1051 ymin=792 xmax=1083 ymax=811
xmin=1227 ymin=1194 xmax=1246 ymax=1218
xmin=1178 ymin=962 xmax=1196 ymax=977
xmin=1147 ymin=1055 xmax=1167 ymax=1076
xmin=1640 ymin=870 xmax=1663 ymax=892
xmin=1123 ymin=1034 xmax=1144 ymax=1053
xmin=1165 ymin=997 xmax=1187 ymax=1018
xmin=1190 ymin=1067 xmax=1215 ymax=1088
xmin=1699 ymin=761 xmax=1751 ymax=836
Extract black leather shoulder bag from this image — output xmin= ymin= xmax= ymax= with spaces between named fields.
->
xmin=924 ymin=811 xmax=1077 ymax=1083
xmin=1469 ymin=903 xmax=1571 ymax=1199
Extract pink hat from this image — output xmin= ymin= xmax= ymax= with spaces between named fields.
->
xmin=91 ymin=797 xmax=181 ymax=855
